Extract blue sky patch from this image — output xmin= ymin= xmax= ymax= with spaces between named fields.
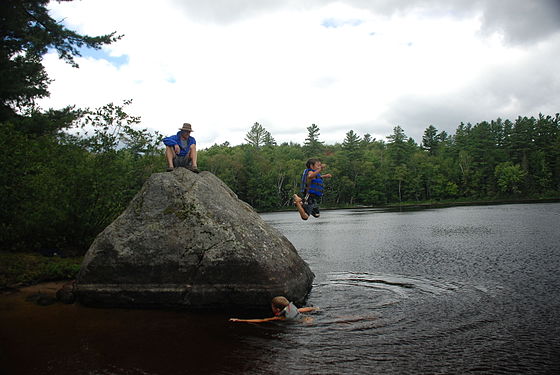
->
xmin=322 ymin=18 xmax=363 ymax=28
xmin=77 ymin=46 xmax=129 ymax=68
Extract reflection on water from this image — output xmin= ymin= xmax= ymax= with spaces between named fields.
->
xmin=2 ymin=203 xmax=560 ymax=374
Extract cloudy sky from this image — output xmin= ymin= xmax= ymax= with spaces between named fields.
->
xmin=40 ymin=0 xmax=560 ymax=148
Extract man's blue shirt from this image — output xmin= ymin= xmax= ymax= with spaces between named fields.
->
xmin=163 ymin=131 xmax=196 ymax=157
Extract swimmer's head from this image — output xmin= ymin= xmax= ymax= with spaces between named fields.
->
xmin=271 ymin=296 xmax=290 ymax=314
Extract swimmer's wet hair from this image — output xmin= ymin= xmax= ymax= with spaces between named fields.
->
xmin=271 ymin=296 xmax=290 ymax=309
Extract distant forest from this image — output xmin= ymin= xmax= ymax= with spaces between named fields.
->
xmin=1 ymin=1 xmax=559 ymax=255
xmin=201 ymin=115 xmax=560 ymax=211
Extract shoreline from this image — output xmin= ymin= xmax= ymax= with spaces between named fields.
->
xmin=259 ymin=197 xmax=560 ymax=213
xmin=1 ymin=277 xmax=76 ymax=294
xmin=0 ymin=252 xmax=81 ymax=291
xmin=2 ymin=198 xmax=558 ymax=290
xmin=0 ymin=280 xmax=69 ymax=304
xmin=13 ymin=280 xmax=68 ymax=295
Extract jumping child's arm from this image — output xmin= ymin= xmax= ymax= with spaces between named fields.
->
xmin=308 ymin=164 xmax=332 ymax=179
xmin=307 ymin=169 xmax=321 ymax=179
xmin=320 ymin=163 xmax=332 ymax=178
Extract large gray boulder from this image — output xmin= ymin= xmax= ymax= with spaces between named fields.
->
xmin=76 ymin=168 xmax=314 ymax=309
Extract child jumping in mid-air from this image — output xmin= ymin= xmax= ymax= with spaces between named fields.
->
xmin=293 ymin=158 xmax=332 ymax=220
xmin=229 ymin=296 xmax=319 ymax=323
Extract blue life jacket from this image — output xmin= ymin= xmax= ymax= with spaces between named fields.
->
xmin=301 ymin=168 xmax=323 ymax=196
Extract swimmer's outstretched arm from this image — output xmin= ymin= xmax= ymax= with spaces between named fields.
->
xmin=229 ymin=316 xmax=284 ymax=323
xmin=298 ymin=307 xmax=320 ymax=313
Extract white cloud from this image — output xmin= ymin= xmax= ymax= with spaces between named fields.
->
xmin=39 ymin=0 xmax=560 ymax=148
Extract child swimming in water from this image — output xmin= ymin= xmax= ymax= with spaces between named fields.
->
xmin=229 ymin=296 xmax=319 ymax=323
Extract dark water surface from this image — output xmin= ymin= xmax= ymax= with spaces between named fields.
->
xmin=2 ymin=203 xmax=560 ymax=374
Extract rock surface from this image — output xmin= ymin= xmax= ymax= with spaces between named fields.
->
xmin=76 ymin=168 xmax=314 ymax=309
xmin=56 ymin=281 xmax=76 ymax=304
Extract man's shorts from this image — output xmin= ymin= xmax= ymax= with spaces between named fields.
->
xmin=173 ymin=155 xmax=192 ymax=168
xmin=303 ymin=194 xmax=321 ymax=217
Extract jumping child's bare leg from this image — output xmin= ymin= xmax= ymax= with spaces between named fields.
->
xmin=293 ymin=194 xmax=309 ymax=220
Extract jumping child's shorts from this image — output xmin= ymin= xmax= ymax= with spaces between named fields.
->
xmin=304 ymin=194 xmax=321 ymax=218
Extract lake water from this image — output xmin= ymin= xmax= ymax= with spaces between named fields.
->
xmin=1 ymin=203 xmax=560 ymax=374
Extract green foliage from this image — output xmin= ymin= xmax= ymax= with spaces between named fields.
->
xmin=342 ymin=130 xmax=362 ymax=155
xmin=244 ymin=122 xmax=275 ymax=148
xmin=0 ymin=252 xmax=82 ymax=287
xmin=495 ymin=162 xmax=527 ymax=195
xmin=0 ymin=1 xmax=168 ymax=256
xmin=303 ymin=124 xmax=324 ymax=157
xmin=0 ymin=101 xmax=164 ymax=254
xmin=199 ymin=115 xmax=560 ymax=211
xmin=0 ymin=0 xmax=120 ymax=120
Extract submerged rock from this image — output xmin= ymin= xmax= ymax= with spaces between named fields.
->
xmin=76 ymin=168 xmax=314 ymax=309
xmin=26 ymin=292 xmax=57 ymax=306
xmin=56 ymin=281 xmax=76 ymax=304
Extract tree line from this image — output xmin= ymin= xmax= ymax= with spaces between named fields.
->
xmin=201 ymin=117 xmax=560 ymax=211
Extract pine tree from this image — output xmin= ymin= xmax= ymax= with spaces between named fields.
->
xmin=0 ymin=0 xmax=120 ymax=121
xmin=303 ymin=123 xmax=324 ymax=156
xmin=244 ymin=122 xmax=274 ymax=148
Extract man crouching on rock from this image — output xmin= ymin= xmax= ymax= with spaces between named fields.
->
xmin=163 ymin=122 xmax=199 ymax=173
xmin=229 ymin=296 xmax=319 ymax=324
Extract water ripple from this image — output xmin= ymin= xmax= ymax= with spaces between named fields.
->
xmin=321 ymin=271 xmax=462 ymax=297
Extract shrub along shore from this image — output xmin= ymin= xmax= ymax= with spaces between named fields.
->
xmin=0 ymin=252 xmax=82 ymax=290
